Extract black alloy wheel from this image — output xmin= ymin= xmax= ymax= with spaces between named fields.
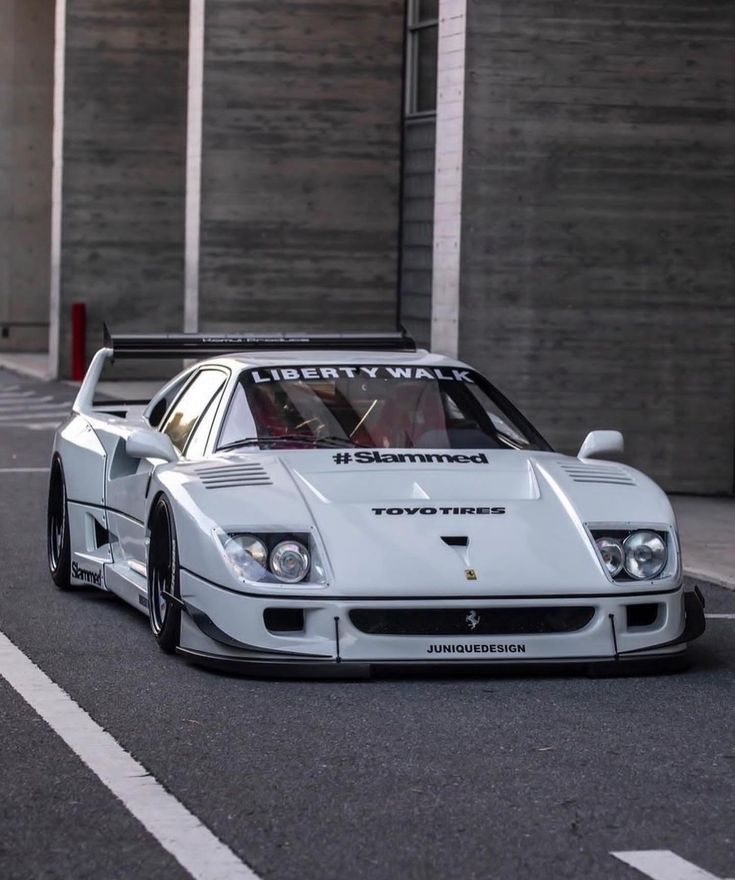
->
xmin=47 ymin=457 xmax=72 ymax=589
xmin=147 ymin=495 xmax=182 ymax=653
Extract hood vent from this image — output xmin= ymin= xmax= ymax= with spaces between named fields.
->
xmin=196 ymin=463 xmax=271 ymax=489
xmin=559 ymin=462 xmax=636 ymax=486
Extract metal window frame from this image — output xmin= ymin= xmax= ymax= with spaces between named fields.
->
xmin=404 ymin=0 xmax=439 ymax=118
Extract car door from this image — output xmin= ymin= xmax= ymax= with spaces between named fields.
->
xmin=105 ymin=367 xmax=228 ymax=572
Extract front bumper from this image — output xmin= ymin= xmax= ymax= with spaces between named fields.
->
xmin=177 ymin=570 xmax=705 ymax=677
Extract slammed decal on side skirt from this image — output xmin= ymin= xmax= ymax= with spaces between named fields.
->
xmin=71 ymin=561 xmax=102 ymax=586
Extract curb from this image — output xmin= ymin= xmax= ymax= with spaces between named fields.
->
xmin=684 ymin=572 xmax=735 ymax=593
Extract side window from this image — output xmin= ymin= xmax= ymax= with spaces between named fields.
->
xmin=185 ymin=385 xmax=226 ymax=459
xmin=160 ymin=370 xmax=227 ymax=452
xmin=146 ymin=372 xmax=193 ymax=428
xmin=217 ymin=381 xmax=254 ymax=449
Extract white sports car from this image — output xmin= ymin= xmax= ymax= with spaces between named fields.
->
xmin=47 ymin=330 xmax=705 ymax=676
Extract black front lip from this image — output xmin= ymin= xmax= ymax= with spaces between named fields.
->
xmin=175 ymin=647 xmax=690 ymax=679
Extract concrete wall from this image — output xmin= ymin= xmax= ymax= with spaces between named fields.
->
xmin=0 ymin=0 xmax=54 ymax=352
xmin=55 ymin=0 xmax=189 ymax=375
xmin=458 ymin=0 xmax=735 ymax=493
xmin=198 ymin=0 xmax=405 ymax=333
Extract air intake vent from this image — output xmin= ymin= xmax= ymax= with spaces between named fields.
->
xmin=196 ymin=463 xmax=271 ymax=489
xmin=559 ymin=462 xmax=635 ymax=486
xmin=350 ymin=606 xmax=596 ymax=636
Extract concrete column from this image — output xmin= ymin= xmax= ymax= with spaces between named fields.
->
xmin=51 ymin=0 xmax=189 ymax=377
xmin=197 ymin=0 xmax=405 ymax=333
xmin=0 ymin=0 xmax=54 ymax=353
xmin=456 ymin=0 xmax=735 ymax=493
xmin=430 ymin=0 xmax=467 ymax=358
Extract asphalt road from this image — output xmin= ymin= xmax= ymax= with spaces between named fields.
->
xmin=0 ymin=367 xmax=733 ymax=880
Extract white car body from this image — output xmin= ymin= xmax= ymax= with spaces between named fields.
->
xmin=48 ymin=332 xmax=705 ymax=676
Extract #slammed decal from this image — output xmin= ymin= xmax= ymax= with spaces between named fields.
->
xmin=332 ymin=451 xmax=490 ymax=465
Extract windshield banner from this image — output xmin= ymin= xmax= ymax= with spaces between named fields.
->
xmin=246 ymin=366 xmax=475 ymax=384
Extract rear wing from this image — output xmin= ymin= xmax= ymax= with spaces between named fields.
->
xmin=73 ymin=327 xmax=416 ymax=415
xmin=103 ymin=326 xmax=416 ymax=357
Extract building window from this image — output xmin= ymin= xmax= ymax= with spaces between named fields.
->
xmin=405 ymin=0 xmax=438 ymax=117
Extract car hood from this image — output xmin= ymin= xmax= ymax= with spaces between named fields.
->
xmin=173 ymin=449 xmax=676 ymax=597
xmin=276 ymin=449 xmax=677 ymax=596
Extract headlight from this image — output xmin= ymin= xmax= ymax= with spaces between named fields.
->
xmin=222 ymin=534 xmax=268 ymax=581
xmin=215 ymin=529 xmax=326 ymax=586
xmin=590 ymin=526 xmax=672 ymax=582
xmin=623 ymin=530 xmax=667 ymax=580
xmin=270 ymin=540 xmax=310 ymax=583
xmin=595 ymin=537 xmax=624 ymax=577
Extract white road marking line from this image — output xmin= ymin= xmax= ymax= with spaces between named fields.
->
xmin=705 ymin=613 xmax=735 ymax=620
xmin=0 ymin=401 xmax=71 ymax=412
xmin=0 ymin=467 xmax=49 ymax=473
xmin=0 ymin=410 xmax=71 ymax=422
xmin=611 ymin=850 xmax=727 ymax=880
xmin=0 ymin=631 xmax=261 ymax=880
xmin=0 ymin=397 xmax=70 ymax=405
xmin=0 ymin=398 xmax=64 ymax=406
xmin=0 ymin=390 xmax=34 ymax=399
xmin=12 ymin=423 xmax=65 ymax=431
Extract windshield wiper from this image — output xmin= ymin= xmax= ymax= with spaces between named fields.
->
xmin=312 ymin=435 xmax=370 ymax=448
xmin=218 ymin=435 xmax=368 ymax=451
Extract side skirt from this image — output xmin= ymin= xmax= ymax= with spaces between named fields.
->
xmin=104 ymin=561 xmax=149 ymax=616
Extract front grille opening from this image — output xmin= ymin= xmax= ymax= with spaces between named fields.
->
xmin=626 ymin=603 xmax=661 ymax=628
xmin=263 ymin=608 xmax=305 ymax=634
xmin=349 ymin=607 xmax=595 ymax=637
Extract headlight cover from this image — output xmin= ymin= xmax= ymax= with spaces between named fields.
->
xmin=222 ymin=534 xmax=268 ymax=581
xmin=215 ymin=529 xmax=327 ymax=587
xmin=590 ymin=527 xmax=674 ymax=582
xmin=623 ymin=530 xmax=667 ymax=580
xmin=594 ymin=537 xmax=624 ymax=577
xmin=270 ymin=540 xmax=310 ymax=583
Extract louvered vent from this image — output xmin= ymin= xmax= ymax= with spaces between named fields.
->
xmin=558 ymin=462 xmax=636 ymax=486
xmin=196 ymin=463 xmax=272 ymax=489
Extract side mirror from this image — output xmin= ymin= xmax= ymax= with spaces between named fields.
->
xmin=126 ymin=429 xmax=178 ymax=463
xmin=578 ymin=430 xmax=624 ymax=461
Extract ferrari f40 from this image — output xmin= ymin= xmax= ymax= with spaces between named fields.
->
xmin=47 ymin=330 xmax=705 ymax=676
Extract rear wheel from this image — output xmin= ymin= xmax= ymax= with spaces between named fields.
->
xmin=47 ymin=457 xmax=72 ymax=589
xmin=147 ymin=495 xmax=181 ymax=653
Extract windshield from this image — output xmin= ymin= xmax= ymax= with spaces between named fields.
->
xmin=218 ymin=365 xmax=550 ymax=451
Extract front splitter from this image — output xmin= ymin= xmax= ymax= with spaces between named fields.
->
xmin=176 ymin=644 xmax=690 ymax=679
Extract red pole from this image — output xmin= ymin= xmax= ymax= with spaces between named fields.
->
xmin=70 ymin=302 xmax=86 ymax=381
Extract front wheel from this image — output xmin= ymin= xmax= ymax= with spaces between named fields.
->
xmin=47 ymin=456 xmax=72 ymax=589
xmin=147 ymin=495 xmax=181 ymax=653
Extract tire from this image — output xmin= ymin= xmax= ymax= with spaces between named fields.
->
xmin=47 ymin=456 xmax=72 ymax=589
xmin=147 ymin=495 xmax=181 ymax=653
